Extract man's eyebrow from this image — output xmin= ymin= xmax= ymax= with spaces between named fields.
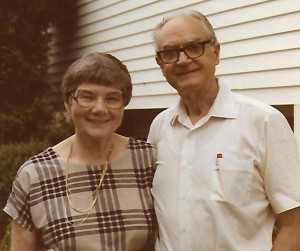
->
xmin=160 ymin=44 xmax=179 ymax=50
xmin=160 ymin=39 xmax=203 ymax=50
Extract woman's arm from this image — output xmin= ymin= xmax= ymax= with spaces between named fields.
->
xmin=11 ymin=220 xmax=38 ymax=251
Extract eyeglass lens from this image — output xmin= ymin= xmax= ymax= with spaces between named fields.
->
xmin=158 ymin=40 xmax=210 ymax=64
xmin=75 ymin=89 xmax=124 ymax=108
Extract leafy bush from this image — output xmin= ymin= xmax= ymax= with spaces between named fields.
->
xmin=0 ymin=0 xmax=77 ymax=144
xmin=47 ymin=112 xmax=74 ymax=145
xmin=0 ymin=222 xmax=11 ymax=251
xmin=0 ymin=113 xmax=74 ymax=244
xmin=0 ymin=0 xmax=77 ymax=244
xmin=0 ymin=141 xmax=49 ymax=242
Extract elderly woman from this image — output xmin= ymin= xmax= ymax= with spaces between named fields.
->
xmin=4 ymin=53 xmax=157 ymax=250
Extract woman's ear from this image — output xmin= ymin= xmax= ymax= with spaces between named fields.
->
xmin=64 ymin=98 xmax=72 ymax=114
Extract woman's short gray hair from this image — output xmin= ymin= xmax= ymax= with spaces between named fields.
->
xmin=62 ymin=52 xmax=132 ymax=106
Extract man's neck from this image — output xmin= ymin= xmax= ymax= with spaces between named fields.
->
xmin=180 ymin=79 xmax=219 ymax=125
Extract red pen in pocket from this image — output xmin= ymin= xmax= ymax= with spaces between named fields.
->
xmin=216 ymin=153 xmax=223 ymax=170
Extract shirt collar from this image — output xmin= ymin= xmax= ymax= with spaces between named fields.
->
xmin=170 ymin=81 xmax=238 ymax=126
xmin=209 ymin=81 xmax=238 ymax=119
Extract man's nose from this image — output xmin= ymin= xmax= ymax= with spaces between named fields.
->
xmin=177 ymin=51 xmax=191 ymax=63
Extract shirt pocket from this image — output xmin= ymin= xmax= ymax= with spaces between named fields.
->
xmin=210 ymin=157 xmax=254 ymax=206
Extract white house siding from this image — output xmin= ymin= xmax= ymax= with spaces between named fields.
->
xmin=48 ymin=0 xmax=300 ymax=145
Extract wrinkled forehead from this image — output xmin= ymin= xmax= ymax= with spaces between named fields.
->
xmin=155 ymin=15 xmax=210 ymax=48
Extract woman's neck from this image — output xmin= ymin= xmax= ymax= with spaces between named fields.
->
xmin=71 ymin=134 xmax=115 ymax=165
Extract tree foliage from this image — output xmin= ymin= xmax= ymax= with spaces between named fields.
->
xmin=0 ymin=140 xmax=50 ymax=240
xmin=0 ymin=0 xmax=77 ymax=143
xmin=0 ymin=0 xmax=77 ymax=242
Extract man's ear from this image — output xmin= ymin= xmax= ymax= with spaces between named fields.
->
xmin=155 ymin=55 xmax=166 ymax=77
xmin=155 ymin=55 xmax=161 ymax=66
xmin=214 ymin=42 xmax=221 ymax=66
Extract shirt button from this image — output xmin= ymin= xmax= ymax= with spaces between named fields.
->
xmin=183 ymin=164 xmax=188 ymax=169
xmin=182 ymin=227 xmax=187 ymax=233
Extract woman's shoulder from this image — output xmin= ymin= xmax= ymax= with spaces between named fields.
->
xmin=15 ymin=147 xmax=58 ymax=181
xmin=28 ymin=147 xmax=58 ymax=164
xmin=128 ymin=137 xmax=156 ymax=150
xmin=127 ymin=138 xmax=157 ymax=169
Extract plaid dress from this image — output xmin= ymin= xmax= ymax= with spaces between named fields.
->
xmin=4 ymin=138 xmax=157 ymax=251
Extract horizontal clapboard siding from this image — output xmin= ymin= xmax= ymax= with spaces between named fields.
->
xmin=48 ymin=0 xmax=300 ymax=109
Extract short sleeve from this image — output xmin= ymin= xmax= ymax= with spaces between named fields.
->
xmin=264 ymin=110 xmax=300 ymax=214
xmin=4 ymin=162 xmax=36 ymax=232
xmin=147 ymin=111 xmax=166 ymax=147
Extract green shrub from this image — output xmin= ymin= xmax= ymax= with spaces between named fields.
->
xmin=0 ymin=140 xmax=49 ymax=242
xmin=47 ymin=112 xmax=74 ymax=145
xmin=0 ymin=0 xmax=78 ymax=144
xmin=0 ymin=112 xmax=74 ymax=244
xmin=0 ymin=222 xmax=11 ymax=251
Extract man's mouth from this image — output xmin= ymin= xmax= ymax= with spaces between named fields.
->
xmin=176 ymin=69 xmax=199 ymax=76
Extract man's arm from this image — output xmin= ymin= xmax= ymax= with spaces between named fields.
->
xmin=11 ymin=220 xmax=38 ymax=251
xmin=272 ymin=207 xmax=300 ymax=251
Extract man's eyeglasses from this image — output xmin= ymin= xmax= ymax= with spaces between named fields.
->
xmin=156 ymin=40 xmax=214 ymax=64
xmin=72 ymin=89 xmax=124 ymax=109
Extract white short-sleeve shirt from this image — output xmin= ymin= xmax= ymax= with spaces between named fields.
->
xmin=148 ymin=81 xmax=300 ymax=251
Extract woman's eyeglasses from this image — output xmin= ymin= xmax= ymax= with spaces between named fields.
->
xmin=72 ymin=89 xmax=124 ymax=109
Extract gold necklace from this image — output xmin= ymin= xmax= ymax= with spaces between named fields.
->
xmin=65 ymin=138 xmax=113 ymax=226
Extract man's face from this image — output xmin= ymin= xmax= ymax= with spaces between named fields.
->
xmin=155 ymin=15 xmax=220 ymax=95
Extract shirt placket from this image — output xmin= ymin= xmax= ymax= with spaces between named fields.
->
xmin=179 ymin=130 xmax=194 ymax=250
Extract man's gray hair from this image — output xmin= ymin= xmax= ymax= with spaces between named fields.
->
xmin=153 ymin=9 xmax=217 ymax=49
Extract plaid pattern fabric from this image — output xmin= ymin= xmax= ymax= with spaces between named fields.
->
xmin=4 ymin=138 xmax=157 ymax=251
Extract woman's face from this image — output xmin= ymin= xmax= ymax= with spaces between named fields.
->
xmin=66 ymin=82 xmax=125 ymax=141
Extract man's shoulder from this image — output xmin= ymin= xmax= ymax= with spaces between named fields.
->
xmin=148 ymin=107 xmax=176 ymax=143
xmin=152 ymin=107 xmax=175 ymax=124
xmin=231 ymin=91 xmax=280 ymax=116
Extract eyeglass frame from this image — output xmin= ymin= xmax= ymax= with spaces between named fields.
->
xmin=71 ymin=89 xmax=125 ymax=109
xmin=156 ymin=39 xmax=214 ymax=64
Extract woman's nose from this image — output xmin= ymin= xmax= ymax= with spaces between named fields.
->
xmin=92 ymin=97 xmax=109 ymax=112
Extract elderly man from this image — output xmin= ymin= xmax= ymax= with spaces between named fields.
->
xmin=148 ymin=9 xmax=300 ymax=251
